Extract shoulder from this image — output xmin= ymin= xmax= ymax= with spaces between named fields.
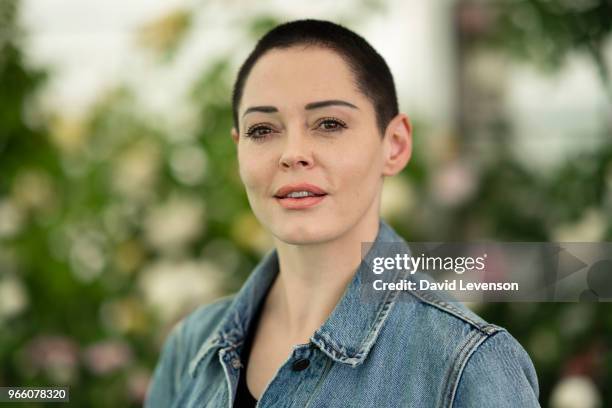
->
xmin=398 ymin=286 xmax=498 ymax=335
xmin=145 ymin=294 xmax=236 ymax=407
xmin=452 ymin=326 xmax=541 ymax=407
xmin=388 ymin=290 xmax=539 ymax=406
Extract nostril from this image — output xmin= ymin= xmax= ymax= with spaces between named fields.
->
xmin=280 ymin=158 xmax=311 ymax=168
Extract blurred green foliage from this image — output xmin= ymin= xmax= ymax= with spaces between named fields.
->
xmin=0 ymin=0 xmax=611 ymax=406
xmin=458 ymin=0 xmax=612 ymax=98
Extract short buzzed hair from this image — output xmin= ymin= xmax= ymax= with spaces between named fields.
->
xmin=231 ymin=19 xmax=399 ymax=137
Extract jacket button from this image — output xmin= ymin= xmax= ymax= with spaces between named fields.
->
xmin=291 ymin=358 xmax=310 ymax=371
xmin=231 ymin=358 xmax=242 ymax=369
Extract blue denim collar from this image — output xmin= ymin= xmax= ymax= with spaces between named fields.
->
xmin=188 ymin=219 xmax=412 ymax=377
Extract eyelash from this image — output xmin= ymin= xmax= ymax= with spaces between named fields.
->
xmin=244 ymin=117 xmax=348 ymax=140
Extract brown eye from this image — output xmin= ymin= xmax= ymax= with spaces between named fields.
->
xmin=245 ymin=125 xmax=274 ymax=140
xmin=317 ymin=117 xmax=347 ymax=132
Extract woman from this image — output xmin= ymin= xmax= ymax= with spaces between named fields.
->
xmin=145 ymin=19 xmax=540 ymax=407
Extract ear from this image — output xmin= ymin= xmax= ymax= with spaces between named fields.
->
xmin=231 ymin=127 xmax=239 ymax=144
xmin=382 ymin=113 xmax=412 ymax=176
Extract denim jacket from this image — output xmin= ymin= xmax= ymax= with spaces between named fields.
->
xmin=145 ymin=220 xmax=540 ymax=407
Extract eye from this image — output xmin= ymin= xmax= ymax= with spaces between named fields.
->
xmin=245 ymin=124 xmax=275 ymax=140
xmin=316 ymin=117 xmax=347 ymax=132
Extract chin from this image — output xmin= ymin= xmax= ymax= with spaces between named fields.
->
xmin=272 ymin=222 xmax=338 ymax=245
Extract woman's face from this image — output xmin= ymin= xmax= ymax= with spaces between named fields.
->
xmin=233 ymin=45 xmax=403 ymax=245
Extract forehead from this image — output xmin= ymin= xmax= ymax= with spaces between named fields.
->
xmin=240 ymin=46 xmax=363 ymax=112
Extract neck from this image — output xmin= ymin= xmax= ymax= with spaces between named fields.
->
xmin=267 ymin=209 xmax=381 ymax=343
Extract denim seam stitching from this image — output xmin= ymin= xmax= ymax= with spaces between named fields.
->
xmin=443 ymin=329 xmax=490 ymax=408
xmin=304 ymin=357 xmax=333 ymax=408
xmin=412 ymin=291 xmax=480 ymax=327
xmin=218 ymin=349 xmax=235 ymax=408
xmin=314 ymin=330 xmax=356 ymax=364
xmin=408 ymin=290 xmax=498 ymax=335
xmin=188 ymin=335 xmax=222 ymax=377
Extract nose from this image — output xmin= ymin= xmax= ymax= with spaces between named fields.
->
xmin=278 ymin=132 xmax=314 ymax=170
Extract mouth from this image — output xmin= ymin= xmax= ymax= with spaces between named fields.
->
xmin=273 ymin=183 xmax=328 ymax=209
xmin=274 ymin=183 xmax=327 ymax=199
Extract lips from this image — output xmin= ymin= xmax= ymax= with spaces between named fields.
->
xmin=274 ymin=183 xmax=327 ymax=198
xmin=273 ymin=183 xmax=328 ymax=210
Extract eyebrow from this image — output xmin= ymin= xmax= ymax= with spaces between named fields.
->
xmin=242 ymin=99 xmax=359 ymax=118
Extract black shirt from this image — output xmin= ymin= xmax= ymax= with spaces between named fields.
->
xmin=233 ymin=301 xmax=265 ymax=407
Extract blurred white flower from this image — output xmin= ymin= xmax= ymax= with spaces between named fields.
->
xmin=381 ymin=177 xmax=415 ymax=221
xmin=69 ymin=230 xmax=107 ymax=282
xmin=82 ymin=339 xmax=133 ymax=375
xmin=0 ymin=276 xmax=29 ymax=320
xmin=550 ymin=376 xmax=601 ymax=408
xmin=144 ymin=194 xmax=205 ymax=253
xmin=111 ymin=139 xmax=161 ymax=202
xmin=0 ymin=199 xmax=24 ymax=238
xmin=552 ymin=208 xmax=607 ymax=242
xmin=169 ymin=143 xmax=208 ymax=185
xmin=431 ymin=160 xmax=478 ymax=207
xmin=139 ymin=258 xmax=223 ymax=322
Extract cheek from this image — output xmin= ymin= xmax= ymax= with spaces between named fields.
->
xmin=238 ymin=147 xmax=273 ymax=192
xmin=336 ymin=143 xmax=383 ymax=195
